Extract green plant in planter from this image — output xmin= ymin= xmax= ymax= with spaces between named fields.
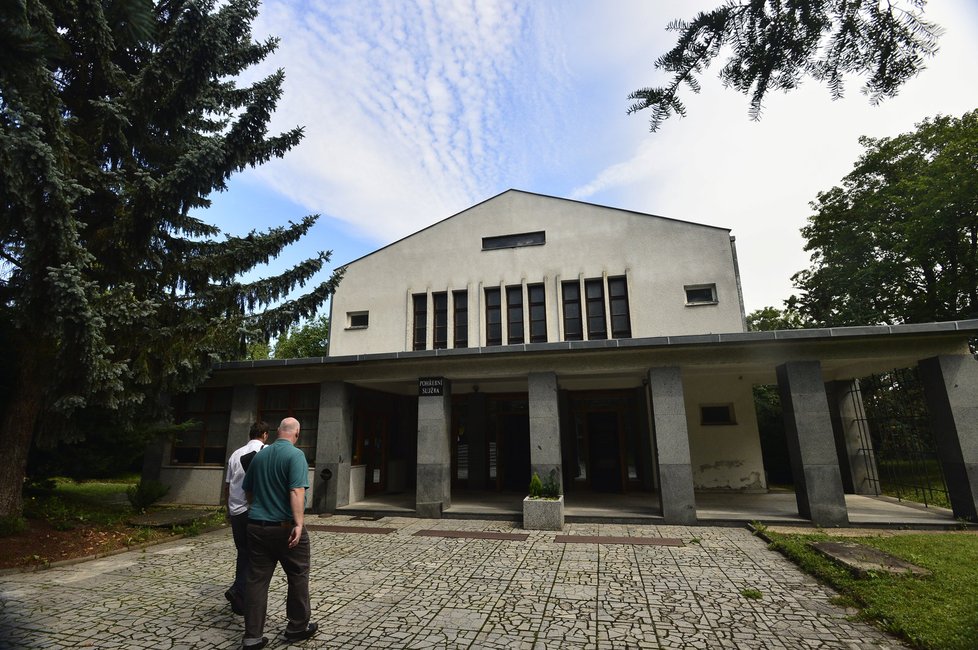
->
xmin=542 ymin=469 xmax=560 ymax=498
xmin=528 ymin=470 xmax=561 ymax=500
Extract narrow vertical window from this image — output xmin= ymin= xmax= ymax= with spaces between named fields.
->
xmin=608 ymin=276 xmax=631 ymax=338
xmin=485 ymin=287 xmax=501 ymax=346
xmin=412 ymin=293 xmax=427 ymax=350
xmin=561 ymin=281 xmax=583 ymax=341
xmin=432 ymin=292 xmax=448 ymax=349
xmin=453 ymin=290 xmax=468 ymax=348
xmin=506 ymin=285 xmax=524 ymax=344
xmin=585 ymin=278 xmax=607 ymax=340
xmin=528 ymin=283 xmax=547 ymax=343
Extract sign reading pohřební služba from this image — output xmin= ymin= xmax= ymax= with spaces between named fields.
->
xmin=418 ymin=377 xmax=444 ymax=396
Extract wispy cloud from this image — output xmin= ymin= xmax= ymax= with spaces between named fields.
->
xmin=249 ymin=0 xmax=565 ymax=240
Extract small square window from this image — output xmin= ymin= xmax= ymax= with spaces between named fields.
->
xmin=685 ymin=284 xmax=717 ymax=305
xmin=701 ymin=404 xmax=736 ymax=425
xmin=347 ymin=311 xmax=369 ymax=329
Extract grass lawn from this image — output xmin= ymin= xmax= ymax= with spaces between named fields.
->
xmin=766 ymin=529 xmax=978 ymax=650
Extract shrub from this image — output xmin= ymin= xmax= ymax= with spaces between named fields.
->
xmin=528 ymin=473 xmax=543 ymax=498
xmin=127 ymin=480 xmax=170 ymax=511
xmin=0 ymin=515 xmax=28 ymax=537
xmin=542 ymin=470 xmax=560 ymax=498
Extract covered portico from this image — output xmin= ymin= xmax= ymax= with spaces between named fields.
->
xmin=204 ymin=319 xmax=978 ymax=528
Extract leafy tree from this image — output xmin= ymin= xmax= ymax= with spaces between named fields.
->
xmin=746 ymin=307 xmax=799 ymax=485
xmin=0 ymin=0 xmax=340 ymax=517
xmin=274 ymin=315 xmax=329 ymax=359
xmin=245 ymin=340 xmax=272 ymax=361
xmin=629 ymin=0 xmax=941 ymax=131
xmin=790 ymin=109 xmax=978 ymax=327
xmin=747 ymin=306 xmax=806 ymax=331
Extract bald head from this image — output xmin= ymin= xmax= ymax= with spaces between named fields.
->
xmin=278 ymin=417 xmax=300 ymax=442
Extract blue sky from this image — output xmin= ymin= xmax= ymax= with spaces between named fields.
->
xmin=203 ymin=0 xmax=978 ymax=319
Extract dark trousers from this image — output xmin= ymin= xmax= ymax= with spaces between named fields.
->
xmin=229 ymin=511 xmax=250 ymax=595
xmin=243 ymin=524 xmax=311 ymax=642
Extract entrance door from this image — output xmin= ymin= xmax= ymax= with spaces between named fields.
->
xmin=587 ymin=411 xmax=624 ymax=492
xmin=499 ymin=414 xmax=531 ymax=491
xmin=354 ymin=409 xmax=389 ymax=495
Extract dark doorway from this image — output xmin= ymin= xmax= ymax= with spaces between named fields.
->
xmin=483 ymin=395 xmax=530 ymax=491
xmin=499 ymin=413 xmax=531 ymax=491
xmin=355 ymin=410 xmax=388 ymax=495
xmin=587 ymin=411 xmax=623 ymax=492
xmin=353 ymin=388 xmax=401 ymax=496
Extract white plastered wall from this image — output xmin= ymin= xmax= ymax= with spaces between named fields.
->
xmin=682 ymin=374 xmax=767 ymax=491
xmin=330 ymin=191 xmax=746 ymax=356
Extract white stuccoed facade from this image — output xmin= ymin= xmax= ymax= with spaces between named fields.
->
xmin=330 ymin=189 xmax=747 ymax=356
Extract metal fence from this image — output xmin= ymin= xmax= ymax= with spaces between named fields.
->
xmin=857 ymin=367 xmax=949 ymax=508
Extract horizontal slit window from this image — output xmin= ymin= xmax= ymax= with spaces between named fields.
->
xmin=482 ymin=231 xmax=545 ymax=250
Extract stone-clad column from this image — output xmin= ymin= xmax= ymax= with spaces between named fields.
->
xmin=528 ymin=372 xmax=562 ymax=492
xmin=417 ymin=380 xmax=452 ymax=518
xmin=315 ymin=381 xmax=352 ymax=513
xmin=648 ymin=367 xmax=696 ymax=525
xmin=826 ymin=380 xmax=878 ymax=495
xmin=777 ymin=361 xmax=849 ymax=526
xmin=226 ymin=384 xmax=257 ymax=457
xmin=918 ymin=355 xmax=978 ymax=522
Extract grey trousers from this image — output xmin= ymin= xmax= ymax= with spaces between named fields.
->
xmin=243 ymin=524 xmax=311 ymax=643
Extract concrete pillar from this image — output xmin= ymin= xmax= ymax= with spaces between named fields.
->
xmin=826 ymin=380 xmax=878 ymax=495
xmin=777 ymin=361 xmax=849 ymax=526
xmin=918 ymin=355 xmax=978 ymax=521
xmin=467 ymin=393 xmax=488 ymax=490
xmin=417 ymin=381 xmax=452 ymax=517
xmin=528 ymin=372 xmax=562 ymax=492
xmin=226 ymin=384 xmax=257 ymax=457
xmin=315 ymin=381 xmax=352 ymax=513
xmin=647 ymin=367 xmax=696 ymax=525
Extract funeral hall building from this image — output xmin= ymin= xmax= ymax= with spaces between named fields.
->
xmin=143 ymin=190 xmax=978 ymax=526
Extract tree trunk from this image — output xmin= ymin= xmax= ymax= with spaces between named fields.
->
xmin=0 ymin=355 xmax=43 ymax=518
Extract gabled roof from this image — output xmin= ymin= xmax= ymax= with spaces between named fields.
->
xmin=337 ymin=189 xmax=731 ymax=269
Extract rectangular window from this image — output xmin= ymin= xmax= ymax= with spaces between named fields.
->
xmin=485 ymin=287 xmax=502 ymax=346
xmin=608 ymin=276 xmax=631 ymax=338
xmin=347 ymin=311 xmax=368 ymax=328
xmin=685 ymin=283 xmax=718 ymax=305
xmin=528 ymin=283 xmax=547 ymax=343
xmin=701 ymin=404 xmax=736 ymax=425
xmin=258 ymin=385 xmax=320 ymax=465
xmin=432 ymin=292 xmax=448 ymax=349
xmin=585 ymin=278 xmax=607 ymax=340
xmin=171 ymin=387 xmax=232 ymax=465
xmin=412 ymin=293 xmax=427 ymax=350
xmin=506 ymin=285 xmax=524 ymax=344
xmin=482 ymin=230 xmax=545 ymax=250
xmin=561 ymin=281 xmax=583 ymax=341
xmin=453 ymin=290 xmax=468 ymax=348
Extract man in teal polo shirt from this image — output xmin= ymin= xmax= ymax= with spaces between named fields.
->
xmin=240 ymin=417 xmax=316 ymax=649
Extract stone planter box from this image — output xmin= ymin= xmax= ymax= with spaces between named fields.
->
xmin=523 ymin=495 xmax=564 ymax=531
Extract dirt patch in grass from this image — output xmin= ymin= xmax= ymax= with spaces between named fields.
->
xmin=0 ymin=518 xmax=173 ymax=571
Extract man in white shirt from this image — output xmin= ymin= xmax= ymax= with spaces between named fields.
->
xmin=223 ymin=421 xmax=268 ymax=615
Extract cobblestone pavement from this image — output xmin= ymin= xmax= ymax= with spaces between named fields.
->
xmin=0 ymin=516 xmax=905 ymax=649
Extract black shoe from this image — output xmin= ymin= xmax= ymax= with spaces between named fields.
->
xmin=283 ymin=622 xmax=318 ymax=641
xmin=225 ymin=589 xmax=244 ymax=616
xmin=241 ymin=638 xmax=268 ymax=650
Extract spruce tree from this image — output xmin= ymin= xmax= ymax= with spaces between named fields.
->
xmin=629 ymin=0 xmax=941 ymax=132
xmin=0 ymin=0 xmax=341 ymax=517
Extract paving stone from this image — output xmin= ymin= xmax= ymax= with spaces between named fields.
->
xmin=0 ymin=515 xmax=909 ymax=649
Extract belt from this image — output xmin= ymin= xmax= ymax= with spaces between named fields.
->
xmin=248 ymin=519 xmax=293 ymax=527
